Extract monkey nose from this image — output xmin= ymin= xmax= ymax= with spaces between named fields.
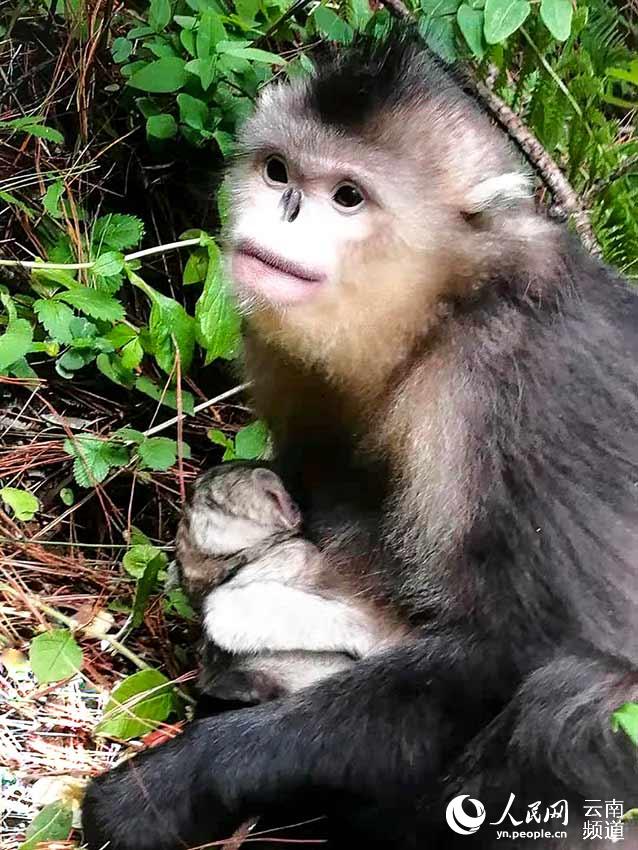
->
xmin=280 ymin=186 xmax=302 ymax=223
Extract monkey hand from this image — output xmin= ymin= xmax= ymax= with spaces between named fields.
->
xmin=81 ymin=715 xmax=251 ymax=850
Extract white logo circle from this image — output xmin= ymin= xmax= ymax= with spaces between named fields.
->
xmin=446 ymin=795 xmax=486 ymax=835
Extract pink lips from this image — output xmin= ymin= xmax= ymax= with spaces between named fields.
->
xmin=231 ymin=242 xmax=325 ymax=305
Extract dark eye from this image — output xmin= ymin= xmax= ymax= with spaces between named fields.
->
xmin=264 ymin=155 xmax=288 ymax=185
xmin=332 ymin=183 xmax=365 ymax=210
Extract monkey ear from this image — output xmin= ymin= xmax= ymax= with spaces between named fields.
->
xmin=252 ymin=468 xmax=302 ymax=529
xmin=464 ymin=172 xmax=532 ymax=216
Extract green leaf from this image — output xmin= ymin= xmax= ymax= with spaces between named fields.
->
xmin=312 ymin=6 xmax=354 ymax=43
xmin=208 ymin=427 xmax=235 ymax=460
xmin=1 ymin=487 xmax=39 ymax=521
xmin=112 ymin=36 xmax=132 ymax=62
xmin=63 ymin=436 xmax=130 ymax=487
xmin=195 ymin=238 xmax=240 ymax=362
xmin=127 ymin=57 xmax=188 ymax=93
xmin=183 ymin=248 xmax=208 ymax=284
xmin=105 ymin=325 xmax=143 ymax=370
xmin=457 ymin=5 xmax=485 ymax=57
xmin=0 ymin=318 xmax=33 ymax=371
xmin=129 ymin=546 xmax=167 ymax=628
xmin=177 ymin=93 xmax=209 ymax=130
xmin=123 ymin=543 xmax=163 ymax=578
xmin=55 ymin=287 xmax=124 ymax=322
xmin=137 ymin=436 xmax=177 ymax=470
xmin=164 ymin=587 xmax=197 ymax=619
xmin=234 ymin=420 xmax=269 ymax=459
xmin=114 ymin=427 xmax=146 ymax=443
xmin=19 ymin=801 xmax=73 ymax=850
xmin=539 ymin=0 xmax=572 ymax=41
xmin=197 ymin=8 xmax=226 ymax=58
xmin=33 ymin=300 xmax=73 ymax=344
xmin=217 ymin=45 xmax=288 ymax=64
xmin=149 ymin=0 xmax=172 ymax=30
xmin=483 ymin=0 xmax=530 ymax=42
xmin=147 ymin=113 xmax=178 ymax=140
xmin=128 ymin=270 xmax=196 ymax=372
xmin=29 ymin=629 xmax=83 ymax=684
xmin=95 ymin=668 xmax=176 ymax=740
xmin=0 ymin=117 xmax=64 ymax=144
xmin=611 ymin=702 xmax=638 ymax=746
xmin=42 ymin=180 xmax=65 ymax=218
xmin=93 ymin=251 xmax=125 ymax=277
xmin=60 ymin=486 xmax=75 ymax=506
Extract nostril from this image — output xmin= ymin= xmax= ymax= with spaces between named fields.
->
xmin=280 ymin=187 xmax=302 ymax=223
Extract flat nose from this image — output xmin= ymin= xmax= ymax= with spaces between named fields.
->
xmin=280 ymin=186 xmax=302 ymax=223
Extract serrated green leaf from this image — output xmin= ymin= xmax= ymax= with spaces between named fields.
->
xmin=56 ymin=287 xmax=124 ymax=322
xmin=33 ymin=299 xmax=74 ymax=344
xmin=64 ymin=436 xmax=130 ymax=487
xmin=177 ymin=93 xmax=209 ymax=130
xmin=93 ymin=251 xmax=125 ymax=277
xmin=312 ymin=6 xmax=354 ymax=43
xmin=42 ymin=180 xmax=64 ymax=218
xmin=147 ymin=113 xmax=178 ymax=140
xmin=1 ymin=487 xmax=39 ymax=521
xmin=234 ymin=420 xmax=269 ymax=459
xmin=137 ymin=436 xmax=177 ymax=470
xmin=0 ymin=118 xmax=64 ymax=144
xmin=195 ymin=238 xmax=240 ymax=362
xmin=0 ymin=318 xmax=33 ymax=371
xmin=29 ymin=629 xmax=83 ymax=683
xmin=612 ymin=702 xmax=638 ymax=746
xmin=128 ymin=270 xmax=195 ymax=372
xmin=150 ymin=0 xmax=172 ymax=30
xmin=457 ymin=5 xmax=485 ymax=57
xmin=539 ymin=0 xmax=572 ymax=41
xmin=19 ymin=801 xmax=73 ymax=850
xmin=127 ymin=57 xmax=188 ymax=93
xmin=95 ymin=668 xmax=176 ymax=740
xmin=484 ymin=0 xmax=530 ymax=42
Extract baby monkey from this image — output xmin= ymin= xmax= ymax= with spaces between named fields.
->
xmin=177 ymin=462 xmax=408 ymax=703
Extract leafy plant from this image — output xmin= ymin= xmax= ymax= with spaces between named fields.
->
xmin=29 ymin=629 xmax=83 ymax=683
xmin=94 ymin=668 xmax=178 ymax=740
xmin=0 ymin=486 xmax=39 ymax=521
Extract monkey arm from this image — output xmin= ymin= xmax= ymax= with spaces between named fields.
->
xmin=81 ymin=633 xmax=503 ymax=850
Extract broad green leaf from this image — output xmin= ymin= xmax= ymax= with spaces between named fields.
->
xmin=123 ymin=543 xmax=166 ymax=578
xmin=183 ymin=248 xmax=208 ymax=284
xmin=1 ymin=487 xmax=39 ymax=521
xmin=149 ymin=0 xmax=172 ymax=30
xmin=55 ymin=287 xmax=124 ymax=322
xmin=457 ymin=5 xmax=485 ymax=57
xmin=177 ymin=93 xmax=209 ymax=130
xmin=146 ymin=114 xmax=178 ymax=140
xmin=0 ymin=318 xmax=33 ymax=371
xmin=164 ymin=587 xmax=196 ymax=619
xmin=137 ymin=436 xmax=177 ymax=470
xmin=42 ymin=180 xmax=64 ymax=218
xmin=29 ymin=629 xmax=83 ymax=683
xmin=95 ymin=668 xmax=176 ymax=740
xmin=114 ymin=427 xmax=146 ymax=444
xmin=105 ymin=325 xmax=143 ymax=370
xmin=195 ymin=238 xmax=240 ymax=362
xmin=93 ymin=251 xmax=125 ymax=277
xmin=312 ymin=6 xmax=354 ymax=43
xmin=483 ymin=0 xmax=530 ymax=42
xmin=197 ymin=8 xmax=226 ymax=58
xmin=418 ymin=13 xmax=459 ymax=61
xmin=218 ymin=45 xmax=288 ymax=64
xmin=208 ymin=427 xmax=235 ymax=460
xmin=19 ymin=801 xmax=73 ymax=850
xmin=612 ymin=702 xmax=638 ymax=746
xmin=128 ymin=270 xmax=195 ymax=372
xmin=127 ymin=57 xmax=188 ymax=93
xmin=234 ymin=420 xmax=269 ymax=459
xmin=540 ymin=0 xmax=572 ymax=41
xmin=93 ymin=214 xmax=144 ymax=250
xmin=111 ymin=36 xmax=132 ymax=62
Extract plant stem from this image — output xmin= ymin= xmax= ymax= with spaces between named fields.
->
xmin=0 ymin=238 xmax=201 ymax=270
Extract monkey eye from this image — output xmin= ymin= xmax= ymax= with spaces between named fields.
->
xmin=264 ymin=155 xmax=289 ymax=186
xmin=332 ymin=183 xmax=365 ymax=211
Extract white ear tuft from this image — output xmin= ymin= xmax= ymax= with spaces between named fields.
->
xmin=465 ymin=172 xmax=533 ymax=214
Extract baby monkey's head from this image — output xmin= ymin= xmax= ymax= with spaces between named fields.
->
xmin=187 ymin=462 xmax=301 ymax=556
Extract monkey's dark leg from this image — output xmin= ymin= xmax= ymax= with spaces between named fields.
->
xmin=82 ymin=634 xmax=502 ymax=850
